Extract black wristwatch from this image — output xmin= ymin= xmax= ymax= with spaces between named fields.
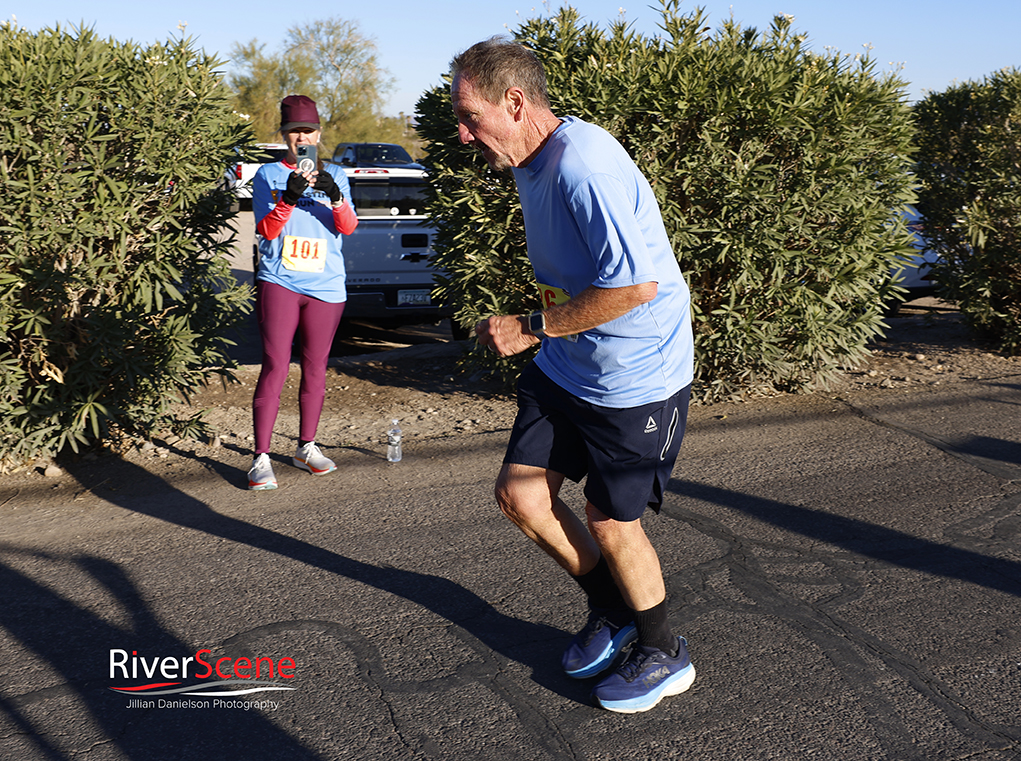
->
xmin=527 ymin=310 xmax=547 ymax=339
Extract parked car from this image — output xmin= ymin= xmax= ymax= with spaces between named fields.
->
xmin=227 ymin=143 xmax=288 ymax=210
xmin=892 ymin=206 xmax=939 ymax=297
xmin=331 ymin=142 xmax=424 ymax=170
xmin=313 ymin=142 xmax=456 ymax=332
xmin=243 ymin=141 xmax=457 ymax=334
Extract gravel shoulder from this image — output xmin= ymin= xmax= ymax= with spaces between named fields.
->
xmin=834 ymin=299 xmax=1020 ymax=391
xmin=10 ymin=298 xmax=1021 ymax=492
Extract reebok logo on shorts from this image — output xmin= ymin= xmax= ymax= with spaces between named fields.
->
xmin=644 ymin=416 xmax=658 ymax=434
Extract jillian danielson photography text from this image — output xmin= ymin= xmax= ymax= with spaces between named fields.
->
xmin=124 ymin=698 xmax=282 ymax=711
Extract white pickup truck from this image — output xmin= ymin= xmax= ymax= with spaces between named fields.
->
xmin=896 ymin=206 xmax=938 ymax=296
xmin=227 ymin=143 xmax=288 ymax=210
xmin=329 ymin=143 xmax=457 ymax=332
xmin=340 ymin=163 xmax=450 ymax=328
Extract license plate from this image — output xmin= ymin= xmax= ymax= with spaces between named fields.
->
xmin=397 ymin=289 xmax=432 ymax=306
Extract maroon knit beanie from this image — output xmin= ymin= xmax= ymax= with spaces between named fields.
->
xmin=280 ymin=95 xmax=320 ymax=132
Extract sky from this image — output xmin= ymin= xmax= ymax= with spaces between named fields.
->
xmin=7 ymin=0 xmax=1020 ymax=117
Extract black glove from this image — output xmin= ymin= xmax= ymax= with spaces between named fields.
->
xmin=281 ymin=171 xmax=309 ymax=206
xmin=314 ymin=170 xmax=343 ymax=204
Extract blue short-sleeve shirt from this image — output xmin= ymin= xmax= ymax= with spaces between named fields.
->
xmin=512 ymin=116 xmax=694 ymax=408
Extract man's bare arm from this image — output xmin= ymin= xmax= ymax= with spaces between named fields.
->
xmin=476 ymin=282 xmax=658 ymax=357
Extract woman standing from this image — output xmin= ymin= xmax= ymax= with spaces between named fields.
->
xmin=247 ymin=95 xmax=358 ymax=490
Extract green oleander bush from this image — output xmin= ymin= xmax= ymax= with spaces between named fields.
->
xmin=913 ymin=69 xmax=1021 ymax=353
xmin=416 ymin=1 xmax=917 ymax=402
xmin=0 ymin=23 xmax=256 ymax=469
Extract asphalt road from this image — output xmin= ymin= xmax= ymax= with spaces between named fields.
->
xmin=1 ymin=216 xmax=1020 ymax=759
xmin=2 ymin=365 xmax=1020 ymax=759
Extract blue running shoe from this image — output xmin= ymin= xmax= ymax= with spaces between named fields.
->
xmin=592 ymin=636 xmax=696 ymax=713
xmin=562 ymin=610 xmax=637 ymax=679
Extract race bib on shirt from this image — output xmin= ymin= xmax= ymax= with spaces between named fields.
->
xmin=282 ymin=235 xmax=327 ymax=273
xmin=537 ymin=282 xmax=578 ymax=341
xmin=538 ymin=283 xmax=571 ymax=309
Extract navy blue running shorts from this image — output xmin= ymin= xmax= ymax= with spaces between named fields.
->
xmin=503 ymin=362 xmax=690 ymax=522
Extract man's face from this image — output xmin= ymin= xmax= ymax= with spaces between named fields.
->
xmin=451 ymin=75 xmax=517 ymax=171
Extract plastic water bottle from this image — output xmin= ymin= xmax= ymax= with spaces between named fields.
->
xmin=386 ymin=419 xmax=402 ymax=462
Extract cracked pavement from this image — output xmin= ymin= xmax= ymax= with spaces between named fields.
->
xmin=2 ymin=210 xmax=1020 ymax=759
xmin=1 ymin=366 xmax=1020 ymax=759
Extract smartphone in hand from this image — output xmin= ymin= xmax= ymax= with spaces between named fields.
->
xmin=296 ymin=145 xmax=317 ymax=174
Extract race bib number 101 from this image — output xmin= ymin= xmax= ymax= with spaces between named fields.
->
xmin=282 ymin=235 xmax=327 ymax=273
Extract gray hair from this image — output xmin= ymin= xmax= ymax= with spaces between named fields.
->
xmin=450 ymin=36 xmax=551 ymax=109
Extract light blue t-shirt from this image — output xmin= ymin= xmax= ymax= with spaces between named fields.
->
xmin=512 ymin=116 xmax=694 ymax=408
xmin=252 ymin=162 xmax=353 ymax=303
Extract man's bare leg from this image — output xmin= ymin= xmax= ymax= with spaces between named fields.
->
xmin=585 ymin=503 xmax=665 ymax=612
xmin=498 ymin=464 xmax=641 ymax=680
xmin=495 ymin=463 xmax=600 ymax=575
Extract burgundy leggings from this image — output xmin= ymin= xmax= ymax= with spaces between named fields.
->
xmin=252 ymin=281 xmax=345 ymax=453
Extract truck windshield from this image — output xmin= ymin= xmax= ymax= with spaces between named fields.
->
xmin=350 ymin=177 xmax=428 ymax=217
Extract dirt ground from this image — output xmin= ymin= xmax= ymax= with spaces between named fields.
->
xmin=833 ymin=297 xmax=1020 ymax=387
xmin=16 ymin=297 xmax=1021 ymax=485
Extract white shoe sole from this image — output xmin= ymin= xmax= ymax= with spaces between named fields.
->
xmin=292 ymin=458 xmax=336 ymax=476
xmin=596 ymin=663 xmax=696 ymax=714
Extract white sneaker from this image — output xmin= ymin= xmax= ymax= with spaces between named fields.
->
xmin=247 ymin=453 xmax=277 ymax=490
xmin=293 ymin=441 xmax=336 ymax=475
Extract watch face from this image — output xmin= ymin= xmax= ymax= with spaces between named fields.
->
xmin=529 ymin=311 xmax=545 ymax=334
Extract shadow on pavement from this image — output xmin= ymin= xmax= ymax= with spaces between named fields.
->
xmin=46 ymin=455 xmax=578 ymax=686
xmin=952 ymin=434 xmax=1021 ymax=468
xmin=0 ymin=548 xmax=324 ymax=760
xmin=665 ymin=478 xmax=1021 ymax=598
